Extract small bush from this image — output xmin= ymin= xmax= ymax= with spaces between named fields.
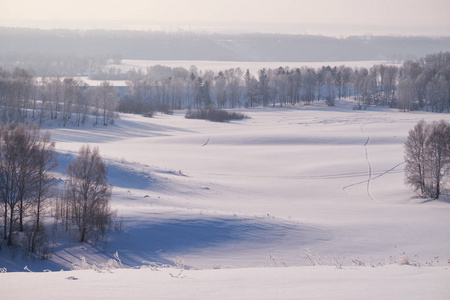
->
xmin=185 ymin=106 xmax=247 ymax=122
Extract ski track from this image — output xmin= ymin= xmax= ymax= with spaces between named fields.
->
xmin=342 ymin=162 xmax=405 ymax=191
xmin=342 ymin=119 xmax=405 ymax=195
xmin=202 ymin=136 xmax=211 ymax=147
xmin=360 ymin=123 xmax=377 ymax=202
xmin=192 ymin=169 xmax=403 ymax=180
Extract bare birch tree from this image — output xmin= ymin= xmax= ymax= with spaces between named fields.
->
xmin=404 ymin=120 xmax=429 ymax=195
xmin=65 ymin=145 xmax=115 ymax=243
xmin=405 ymin=120 xmax=450 ymax=198
xmin=0 ymin=123 xmax=57 ymax=247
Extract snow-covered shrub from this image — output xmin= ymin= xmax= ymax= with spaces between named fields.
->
xmin=353 ymin=257 xmax=378 ymax=267
xmin=393 ymin=246 xmax=422 ymax=267
xmin=352 ymin=259 xmax=366 ymax=266
xmin=71 ymin=252 xmax=123 ymax=273
xmin=300 ymin=249 xmax=325 ymax=266
xmin=71 ymin=257 xmax=92 ymax=271
xmin=331 ymin=254 xmax=343 ymax=269
xmin=168 ymin=256 xmax=186 ymax=278
xmin=268 ymin=255 xmax=287 ymax=267
xmin=300 ymin=249 xmax=344 ymax=269
xmin=141 ymin=261 xmax=170 ymax=271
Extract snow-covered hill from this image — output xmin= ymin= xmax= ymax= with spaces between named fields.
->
xmin=1 ymin=98 xmax=449 ymax=299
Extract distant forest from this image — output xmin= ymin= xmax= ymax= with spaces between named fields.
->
xmin=117 ymin=52 xmax=450 ymax=113
xmin=1 ymin=27 xmax=450 ymax=76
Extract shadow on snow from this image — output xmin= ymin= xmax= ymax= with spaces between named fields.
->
xmin=104 ymin=216 xmax=331 ymax=269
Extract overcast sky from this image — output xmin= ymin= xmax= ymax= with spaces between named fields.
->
xmin=1 ymin=0 xmax=449 ymax=36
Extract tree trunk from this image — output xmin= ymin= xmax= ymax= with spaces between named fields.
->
xmin=3 ymin=205 xmax=7 ymax=240
xmin=36 ymin=188 xmax=42 ymax=233
xmin=19 ymin=197 xmax=24 ymax=232
xmin=80 ymin=228 xmax=86 ymax=243
xmin=7 ymin=205 xmax=14 ymax=246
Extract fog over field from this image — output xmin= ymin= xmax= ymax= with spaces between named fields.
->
xmin=1 ymin=28 xmax=450 ymax=72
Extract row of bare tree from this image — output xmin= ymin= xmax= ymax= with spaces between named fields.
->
xmin=404 ymin=120 xmax=450 ymax=198
xmin=121 ymin=65 xmax=347 ymax=112
xmin=0 ymin=68 xmax=120 ymax=126
xmin=0 ymin=123 xmax=114 ymax=255
xmin=397 ymin=52 xmax=450 ymax=112
xmin=1 ymin=52 xmax=449 ymax=123
xmin=119 ymin=52 xmax=450 ymax=113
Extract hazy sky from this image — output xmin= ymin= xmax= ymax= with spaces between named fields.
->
xmin=1 ymin=0 xmax=449 ymax=36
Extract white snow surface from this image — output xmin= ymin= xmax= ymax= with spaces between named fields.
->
xmin=1 ymin=265 xmax=449 ymax=300
xmin=1 ymin=98 xmax=450 ymax=299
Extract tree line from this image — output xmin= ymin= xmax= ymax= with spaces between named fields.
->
xmin=119 ymin=52 xmax=450 ymax=113
xmin=0 ymin=123 xmax=114 ymax=256
xmin=1 ymin=52 xmax=449 ymax=125
xmin=0 ymin=68 xmax=119 ymax=126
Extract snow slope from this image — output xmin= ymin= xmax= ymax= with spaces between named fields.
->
xmin=1 ymin=98 xmax=449 ymax=298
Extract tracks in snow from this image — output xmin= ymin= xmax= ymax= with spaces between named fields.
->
xmin=202 ymin=136 xmax=211 ymax=147
xmin=341 ymin=123 xmax=379 ymax=202
xmin=342 ymin=162 xmax=404 ymax=191
xmin=361 ymin=124 xmax=377 ymax=202
xmin=343 ymin=122 xmax=405 ymax=203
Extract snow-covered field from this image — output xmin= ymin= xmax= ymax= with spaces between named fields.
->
xmin=2 ymin=265 xmax=449 ymax=299
xmin=1 ymin=98 xmax=450 ymax=299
